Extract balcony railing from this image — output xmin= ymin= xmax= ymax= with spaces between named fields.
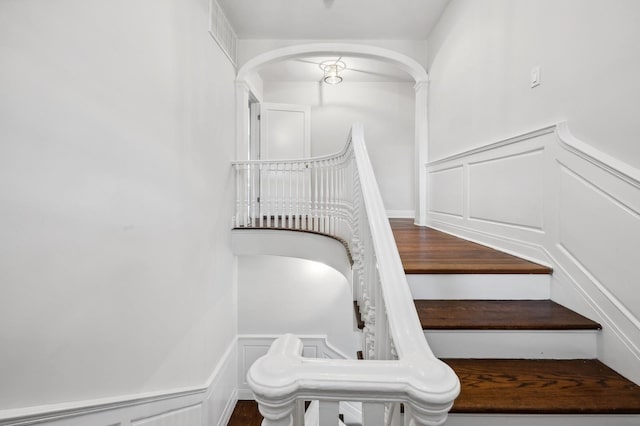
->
xmin=232 ymin=124 xmax=459 ymax=426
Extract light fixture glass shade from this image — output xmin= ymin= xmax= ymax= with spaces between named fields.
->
xmin=319 ymin=60 xmax=346 ymax=85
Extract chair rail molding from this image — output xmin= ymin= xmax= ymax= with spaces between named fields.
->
xmin=0 ymin=339 xmax=238 ymax=426
xmin=425 ymin=121 xmax=640 ymax=384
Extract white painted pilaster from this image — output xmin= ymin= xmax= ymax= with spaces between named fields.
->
xmin=414 ymin=80 xmax=429 ymax=226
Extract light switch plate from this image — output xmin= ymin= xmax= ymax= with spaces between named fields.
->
xmin=531 ymin=66 xmax=541 ymax=88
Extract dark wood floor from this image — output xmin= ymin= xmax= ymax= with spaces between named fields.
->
xmin=390 ymin=219 xmax=552 ymax=274
xmin=415 ymin=299 xmax=602 ymax=330
xmin=445 ymin=359 xmax=640 ymax=414
xmin=228 ymin=401 xmax=262 ymax=426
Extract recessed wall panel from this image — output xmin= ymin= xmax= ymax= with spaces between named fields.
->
xmin=468 ymin=150 xmax=544 ymax=230
xmin=558 ymin=166 xmax=640 ymax=322
xmin=132 ymin=404 xmax=202 ymax=426
xmin=428 ymin=166 xmax=463 ymax=217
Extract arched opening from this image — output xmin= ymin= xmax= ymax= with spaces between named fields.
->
xmin=235 ymin=43 xmax=429 ymax=224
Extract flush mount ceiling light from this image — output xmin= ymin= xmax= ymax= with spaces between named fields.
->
xmin=319 ymin=60 xmax=346 ymax=85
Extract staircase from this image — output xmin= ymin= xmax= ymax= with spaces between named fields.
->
xmin=228 ymin=220 xmax=640 ymax=425
xmin=230 ymin=124 xmax=640 ymax=425
xmin=390 ymin=219 xmax=640 ymax=425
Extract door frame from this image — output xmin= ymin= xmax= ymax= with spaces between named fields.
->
xmin=258 ymin=102 xmax=311 ymax=160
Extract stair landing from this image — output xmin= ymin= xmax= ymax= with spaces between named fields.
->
xmin=228 ymin=401 xmax=261 ymax=426
xmin=390 ymin=219 xmax=551 ymax=274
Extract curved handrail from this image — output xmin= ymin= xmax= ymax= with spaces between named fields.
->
xmin=232 ymin=137 xmax=353 ymax=165
xmin=234 ymin=124 xmax=459 ymax=425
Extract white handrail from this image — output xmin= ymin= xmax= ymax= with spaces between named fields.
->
xmin=233 ymin=124 xmax=459 ymax=426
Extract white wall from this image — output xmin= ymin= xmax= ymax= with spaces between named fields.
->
xmin=264 ymin=81 xmax=416 ymax=216
xmin=237 ymin=255 xmax=357 ymax=356
xmin=427 ymin=0 xmax=640 ymax=168
xmin=0 ymin=0 xmax=237 ymax=414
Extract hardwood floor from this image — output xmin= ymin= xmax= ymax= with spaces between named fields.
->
xmin=390 ymin=219 xmax=552 ymax=274
xmin=415 ymin=299 xmax=602 ymax=330
xmin=444 ymin=359 xmax=640 ymax=414
xmin=228 ymin=401 xmax=262 ymax=426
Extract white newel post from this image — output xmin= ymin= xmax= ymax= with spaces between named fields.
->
xmin=414 ymin=80 xmax=429 ymax=226
xmin=257 ymin=400 xmax=297 ymax=426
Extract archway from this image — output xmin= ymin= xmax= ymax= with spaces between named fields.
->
xmin=235 ymin=43 xmax=429 ymax=224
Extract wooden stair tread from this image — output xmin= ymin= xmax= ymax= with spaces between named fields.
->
xmin=390 ymin=219 xmax=552 ymax=274
xmin=444 ymin=359 xmax=640 ymax=414
xmin=416 ymin=300 xmax=601 ymax=330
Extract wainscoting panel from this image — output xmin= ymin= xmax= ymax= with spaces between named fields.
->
xmin=425 ymin=122 xmax=640 ymax=384
xmin=558 ymin=164 xmax=640 ymax=324
xmin=428 ymin=166 xmax=464 ymax=217
xmin=468 ymin=149 xmax=544 ymax=230
xmin=0 ymin=340 xmax=237 ymax=426
xmin=132 ymin=404 xmax=202 ymax=426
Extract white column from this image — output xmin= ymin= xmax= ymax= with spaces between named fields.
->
xmin=414 ymin=80 xmax=429 ymax=226
xmin=235 ymin=81 xmax=251 ymax=161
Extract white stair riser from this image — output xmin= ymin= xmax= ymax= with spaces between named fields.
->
xmin=426 ymin=330 xmax=597 ymax=359
xmin=407 ymin=274 xmax=550 ymax=300
xmin=445 ymin=414 xmax=640 ymax=426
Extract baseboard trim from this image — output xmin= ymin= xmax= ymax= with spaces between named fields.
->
xmin=216 ymin=389 xmax=238 ymax=426
xmin=387 ymin=210 xmax=416 ymax=219
xmin=0 ymin=338 xmax=238 ymax=426
xmin=428 ymin=219 xmax=552 ymax=268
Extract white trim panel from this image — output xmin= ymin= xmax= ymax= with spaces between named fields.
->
xmin=387 ymin=210 xmax=416 ymax=219
xmin=0 ymin=340 xmax=238 ymax=426
xmin=425 ymin=121 xmax=640 ymax=384
xmin=407 ymin=274 xmax=550 ymax=300
xmin=468 ymin=149 xmax=545 ymax=230
xmin=426 ymin=330 xmax=597 ymax=359
xmin=428 ymin=165 xmax=464 ymax=217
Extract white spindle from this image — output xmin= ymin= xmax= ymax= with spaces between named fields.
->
xmin=318 ymin=401 xmax=339 ymax=426
xmin=294 ymin=162 xmax=300 ymax=229
xmin=363 ymin=402 xmax=385 ymax=426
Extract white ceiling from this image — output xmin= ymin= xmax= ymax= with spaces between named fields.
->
xmin=218 ymin=0 xmax=450 ymax=40
xmin=258 ymin=55 xmax=414 ymax=83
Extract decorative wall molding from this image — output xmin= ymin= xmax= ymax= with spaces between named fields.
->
xmin=132 ymin=404 xmax=203 ymax=426
xmin=556 ymin=122 xmax=640 ymax=189
xmin=236 ymin=335 xmax=352 ymax=400
xmin=426 ymin=125 xmax=556 ymax=167
xmin=425 ymin=121 xmax=640 ymax=383
xmin=428 ymin=165 xmax=464 ymax=218
xmin=0 ymin=340 xmax=238 ymax=426
xmin=208 ymin=0 xmax=237 ymax=66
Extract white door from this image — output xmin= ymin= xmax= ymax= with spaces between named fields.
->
xmin=259 ymin=103 xmax=311 ymax=160
xmin=258 ymin=103 xmax=311 ymax=227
